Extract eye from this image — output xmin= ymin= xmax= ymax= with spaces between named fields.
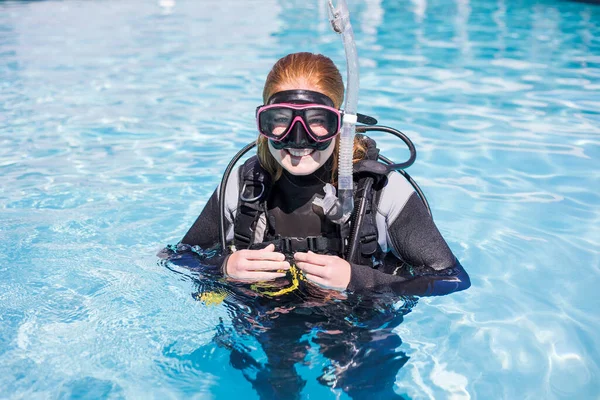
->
xmin=305 ymin=109 xmax=331 ymax=126
xmin=308 ymin=117 xmax=326 ymax=125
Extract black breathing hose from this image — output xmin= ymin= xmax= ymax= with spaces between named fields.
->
xmin=217 ymin=125 xmax=430 ymax=251
xmin=378 ymin=154 xmax=431 ymax=216
xmin=218 ymin=141 xmax=257 ymax=251
xmin=356 ymin=125 xmax=431 ymax=215
xmin=355 ymin=125 xmax=416 ymax=170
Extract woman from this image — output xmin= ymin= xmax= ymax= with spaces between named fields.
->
xmin=180 ymin=52 xmax=470 ymax=296
xmin=168 ymin=52 xmax=471 ymax=399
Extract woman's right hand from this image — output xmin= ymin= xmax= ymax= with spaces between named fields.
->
xmin=225 ymin=243 xmax=290 ymax=281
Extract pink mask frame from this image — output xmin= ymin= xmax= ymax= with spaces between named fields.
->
xmin=256 ymin=103 xmax=342 ymax=143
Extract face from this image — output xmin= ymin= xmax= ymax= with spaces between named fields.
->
xmin=265 ymin=83 xmax=338 ymax=176
xmin=268 ymin=138 xmax=336 ymax=176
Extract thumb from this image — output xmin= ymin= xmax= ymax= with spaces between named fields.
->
xmin=259 ymin=243 xmax=275 ymax=252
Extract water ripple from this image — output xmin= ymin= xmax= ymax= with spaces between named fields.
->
xmin=2 ymin=0 xmax=600 ymax=398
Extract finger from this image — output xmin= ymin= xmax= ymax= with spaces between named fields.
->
xmin=246 ymin=260 xmax=290 ymax=271
xmin=295 ymin=261 xmax=327 ymax=279
xmin=258 ymin=243 xmax=275 ymax=252
xmin=294 ymin=251 xmax=330 ymax=265
xmin=246 ymin=250 xmax=286 ymax=262
xmin=303 ymin=273 xmax=331 ymax=288
xmin=244 ymin=271 xmax=287 ymax=281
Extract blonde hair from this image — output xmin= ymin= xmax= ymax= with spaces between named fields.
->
xmin=256 ymin=52 xmax=367 ymax=183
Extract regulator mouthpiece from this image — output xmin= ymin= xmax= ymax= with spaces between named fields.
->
xmin=312 ymin=183 xmax=347 ymax=224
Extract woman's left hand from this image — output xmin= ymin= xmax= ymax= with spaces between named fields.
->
xmin=294 ymin=251 xmax=351 ymax=291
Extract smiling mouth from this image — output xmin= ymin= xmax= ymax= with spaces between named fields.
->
xmin=286 ymin=148 xmax=315 ymax=157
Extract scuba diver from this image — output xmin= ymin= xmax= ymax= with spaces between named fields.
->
xmin=160 ymin=52 xmax=471 ymax=400
xmin=179 ymin=51 xmax=470 ymax=296
xmin=160 ymin=5 xmax=469 ymax=400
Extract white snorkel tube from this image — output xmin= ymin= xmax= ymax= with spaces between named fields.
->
xmin=313 ymin=0 xmax=359 ymax=226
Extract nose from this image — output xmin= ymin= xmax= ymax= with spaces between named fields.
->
xmin=287 ymin=119 xmax=311 ymax=148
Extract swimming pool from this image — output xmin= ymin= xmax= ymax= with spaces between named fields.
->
xmin=1 ymin=0 xmax=599 ymax=398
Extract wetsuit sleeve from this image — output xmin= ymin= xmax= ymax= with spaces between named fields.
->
xmin=348 ymin=258 xmax=470 ymax=296
xmin=387 ymin=192 xmax=457 ymax=271
xmin=181 ymin=165 xmax=240 ymax=247
xmin=348 ymin=172 xmax=470 ymax=296
xmin=157 ymin=243 xmax=230 ymax=277
xmin=172 ymin=167 xmax=240 ymax=274
xmin=155 ymin=188 xmax=229 ymax=276
xmin=181 ymin=189 xmax=224 ymax=247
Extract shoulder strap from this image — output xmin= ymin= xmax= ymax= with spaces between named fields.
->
xmin=347 ymin=135 xmax=388 ymax=263
xmin=346 ymin=174 xmax=380 ymax=263
xmin=233 ymin=156 xmax=272 ymax=249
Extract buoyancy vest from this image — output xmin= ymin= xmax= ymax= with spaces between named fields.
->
xmin=232 ymin=135 xmax=389 ymax=266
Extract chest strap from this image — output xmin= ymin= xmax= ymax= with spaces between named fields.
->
xmin=252 ymin=236 xmax=343 ymax=255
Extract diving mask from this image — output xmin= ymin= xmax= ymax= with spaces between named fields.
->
xmin=256 ymin=90 xmax=341 ymax=151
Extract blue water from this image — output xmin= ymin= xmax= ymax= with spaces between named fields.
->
xmin=1 ymin=0 xmax=599 ymax=398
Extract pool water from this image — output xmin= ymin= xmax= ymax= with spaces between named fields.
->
xmin=1 ymin=0 xmax=599 ymax=398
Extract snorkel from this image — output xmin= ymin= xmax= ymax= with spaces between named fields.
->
xmin=312 ymin=0 xmax=359 ymax=225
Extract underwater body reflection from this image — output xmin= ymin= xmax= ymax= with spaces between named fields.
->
xmin=160 ymin=245 xmax=417 ymax=399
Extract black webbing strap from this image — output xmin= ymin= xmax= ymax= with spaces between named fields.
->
xmin=347 ymin=156 xmax=387 ymax=263
xmin=233 ymin=157 xmax=271 ymax=249
xmin=233 ymin=203 xmax=262 ymax=247
xmin=358 ymin=185 xmax=378 ymax=257
xmin=254 ymin=236 xmax=343 ymax=255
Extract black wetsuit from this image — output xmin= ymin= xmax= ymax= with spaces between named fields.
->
xmin=171 ymin=155 xmax=470 ymax=399
xmin=181 ymin=157 xmax=470 ymax=296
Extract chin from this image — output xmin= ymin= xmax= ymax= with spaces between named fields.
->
xmin=280 ymin=151 xmax=322 ymax=175
xmin=282 ymin=162 xmax=320 ymax=176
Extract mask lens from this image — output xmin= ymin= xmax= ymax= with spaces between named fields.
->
xmin=305 ymin=108 xmax=339 ymax=138
xmin=259 ymin=107 xmax=294 ymax=139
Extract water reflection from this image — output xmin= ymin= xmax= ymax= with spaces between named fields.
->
xmin=454 ymin=0 xmax=472 ymax=56
xmin=492 ymin=0 xmax=507 ymax=54
xmin=161 ymin=246 xmax=417 ymax=399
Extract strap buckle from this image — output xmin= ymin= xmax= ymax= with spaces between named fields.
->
xmin=281 ymin=237 xmax=292 ymax=254
xmin=306 ymin=237 xmax=317 ymax=252
xmin=240 ymin=182 xmax=265 ymax=202
xmin=360 ymin=234 xmax=377 ymax=244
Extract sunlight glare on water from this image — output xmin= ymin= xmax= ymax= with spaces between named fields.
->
xmin=1 ymin=0 xmax=599 ymax=398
